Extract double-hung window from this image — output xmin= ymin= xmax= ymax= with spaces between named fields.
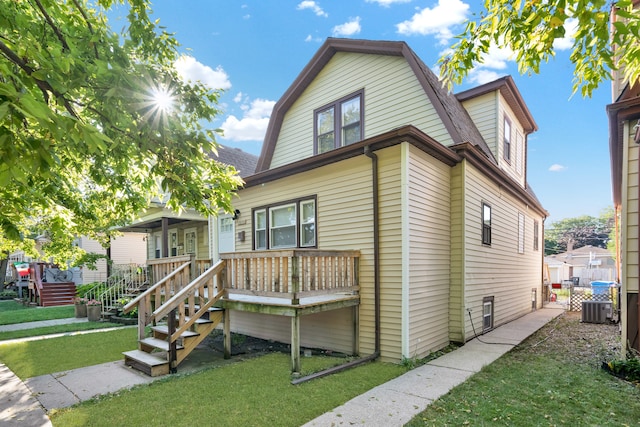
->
xmin=253 ymin=197 xmax=317 ymax=250
xmin=270 ymin=204 xmax=297 ymax=248
xmin=315 ymin=91 xmax=363 ymax=154
xmin=254 ymin=210 xmax=267 ymax=250
xmin=482 ymin=203 xmax=492 ymax=246
xmin=503 ymin=116 xmax=512 ymax=163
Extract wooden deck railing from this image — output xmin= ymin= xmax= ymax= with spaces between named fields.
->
xmin=220 ymin=249 xmax=360 ymax=304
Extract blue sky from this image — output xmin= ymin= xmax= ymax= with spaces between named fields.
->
xmin=110 ymin=0 xmax=613 ymax=224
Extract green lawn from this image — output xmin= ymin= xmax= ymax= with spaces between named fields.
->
xmin=0 ymin=322 xmax=126 ymax=341
xmin=0 ymin=328 xmax=138 ymax=378
xmin=49 ymin=353 xmax=405 ymax=427
xmin=0 ymin=300 xmax=74 ymax=324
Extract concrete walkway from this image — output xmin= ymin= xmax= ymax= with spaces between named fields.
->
xmin=0 ymin=307 xmax=565 ymax=426
xmin=303 ymin=306 xmax=565 ymax=426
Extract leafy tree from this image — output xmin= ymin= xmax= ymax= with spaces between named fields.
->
xmin=0 ymin=0 xmax=242 ymax=263
xmin=545 ymin=209 xmax=614 ymax=255
xmin=439 ymin=0 xmax=640 ymax=97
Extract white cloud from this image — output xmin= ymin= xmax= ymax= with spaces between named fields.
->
xmin=468 ymin=69 xmax=503 ymax=85
xmin=549 ymin=164 xmax=567 ymax=172
xmin=553 ymin=18 xmax=578 ymax=50
xmin=297 ymin=1 xmax=328 ymax=17
xmin=396 ymin=0 xmax=469 ymax=45
xmin=174 ymin=56 xmax=231 ymax=90
xmin=366 ymin=0 xmax=411 ymax=6
xmin=305 ymin=34 xmax=323 ymax=43
xmin=233 ymin=92 xmax=244 ymax=103
xmin=460 ymin=44 xmax=513 ymax=85
xmin=220 ymin=98 xmax=276 ymax=142
xmin=332 ymin=17 xmax=361 ymax=37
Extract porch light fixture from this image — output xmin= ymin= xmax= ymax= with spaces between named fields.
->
xmin=232 ymin=209 xmax=240 ymax=220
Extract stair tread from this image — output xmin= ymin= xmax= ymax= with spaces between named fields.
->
xmin=185 ymin=316 xmax=213 ymax=324
xmin=123 ymin=350 xmax=167 ymax=366
xmin=151 ymin=325 xmax=199 ymax=337
xmin=140 ymin=337 xmax=184 ymax=351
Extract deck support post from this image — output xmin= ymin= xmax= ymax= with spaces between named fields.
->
xmin=291 ymin=255 xmax=300 ymax=305
xmin=291 ymin=312 xmax=301 ymax=374
xmin=137 ymin=298 xmax=148 ymax=341
xmin=223 ymin=308 xmax=231 ymax=359
xmin=168 ymin=308 xmax=177 ymax=374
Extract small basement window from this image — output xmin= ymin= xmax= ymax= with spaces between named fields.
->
xmin=483 ymin=296 xmax=494 ymax=332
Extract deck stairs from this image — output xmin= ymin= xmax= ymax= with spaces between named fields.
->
xmin=38 ymin=282 xmax=76 ymax=307
xmin=85 ymin=265 xmax=149 ymax=319
xmin=122 ymin=260 xmax=226 ymax=376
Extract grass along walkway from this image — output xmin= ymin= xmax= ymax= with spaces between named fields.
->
xmin=0 ymin=321 xmax=127 ymax=341
xmin=0 ymin=327 xmax=138 ymax=378
xmin=406 ymin=313 xmax=640 ymax=426
xmin=0 ymin=300 xmax=75 ymax=325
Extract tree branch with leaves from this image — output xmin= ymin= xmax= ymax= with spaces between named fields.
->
xmin=0 ymin=0 xmax=242 ymax=263
xmin=439 ymin=0 xmax=640 ymax=97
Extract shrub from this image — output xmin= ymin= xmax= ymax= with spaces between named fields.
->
xmin=604 ymin=353 xmax=640 ymax=383
xmin=0 ymin=291 xmax=17 ymax=300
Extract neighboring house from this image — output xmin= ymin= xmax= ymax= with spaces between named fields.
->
xmin=546 ymin=245 xmax=616 ymax=285
xmin=202 ymin=38 xmax=548 ymax=362
xmin=118 ymin=145 xmax=258 ymax=263
xmin=75 ymin=233 xmax=147 ymax=284
xmin=4 ymin=234 xmax=147 ymax=286
xmin=607 ymin=1 xmax=640 ymax=354
xmin=544 ymin=257 xmax=572 ymax=284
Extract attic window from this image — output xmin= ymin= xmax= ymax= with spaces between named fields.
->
xmin=315 ymin=91 xmax=363 ymax=154
xmin=503 ymin=116 xmax=512 ymax=163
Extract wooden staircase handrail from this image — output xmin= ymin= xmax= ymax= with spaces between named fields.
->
xmin=151 ymin=260 xmax=225 ymax=322
xmin=168 ymin=288 xmax=225 ymax=343
xmin=122 ymin=261 xmax=191 ymax=314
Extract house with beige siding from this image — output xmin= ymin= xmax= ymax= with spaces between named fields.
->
xmin=117 ymin=145 xmax=258 ymax=265
xmin=120 ymin=39 xmax=548 ymax=375
xmin=607 ymin=0 xmax=640 ymax=355
xmin=207 ymin=38 xmax=547 ymax=363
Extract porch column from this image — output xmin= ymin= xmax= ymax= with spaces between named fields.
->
xmin=291 ymin=312 xmax=301 ymax=374
xmin=161 ymin=218 xmax=169 ymax=258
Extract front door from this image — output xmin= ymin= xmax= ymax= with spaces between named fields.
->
xmin=218 ymin=215 xmax=235 ymax=255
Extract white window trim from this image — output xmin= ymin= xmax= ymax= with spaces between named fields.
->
xmin=169 ymin=228 xmax=178 ymax=257
xmin=153 ymin=231 xmax=162 ymax=259
xmin=253 ymin=198 xmax=317 ymax=250
xmin=184 ymin=227 xmax=198 ymax=258
xmin=254 ymin=209 xmax=267 ymax=250
xmin=300 ymin=199 xmax=316 ymax=247
xmin=269 ymin=203 xmax=297 ymax=249
xmin=503 ymin=116 xmax=512 ymax=163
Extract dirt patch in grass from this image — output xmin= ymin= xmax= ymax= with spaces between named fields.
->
xmin=516 ymin=310 xmax=622 ymax=368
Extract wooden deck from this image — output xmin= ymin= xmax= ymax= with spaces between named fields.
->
xmin=123 ymin=250 xmax=360 ymax=375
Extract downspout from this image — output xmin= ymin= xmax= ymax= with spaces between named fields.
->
xmin=291 ymin=145 xmax=381 ymax=384
xmin=364 ymin=145 xmax=382 ymax=355
xmin=637 ymin=142 xmax=640 ymax=352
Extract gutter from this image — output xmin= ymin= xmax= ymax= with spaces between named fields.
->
xmin=291 ymin=145 xmax=382 ymax=384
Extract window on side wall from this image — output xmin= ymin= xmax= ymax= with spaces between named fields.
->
xmin=253 ymin=197 xmax=317 ymax=250
xmin=482 ymin=203 xmax=492 ymax=246
xmin=315 ymin=91 xmax=363 ymax=154
xmin=503 ymin=116 xmax=512 ymax=163
xmin=518 ymin=212 xmax=525 ymax=254
xmin=533 ymin=220 xmax=539 ymax=251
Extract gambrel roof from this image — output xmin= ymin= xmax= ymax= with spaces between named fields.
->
xmin=255 ymin=38 xmax=497 ymax=172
